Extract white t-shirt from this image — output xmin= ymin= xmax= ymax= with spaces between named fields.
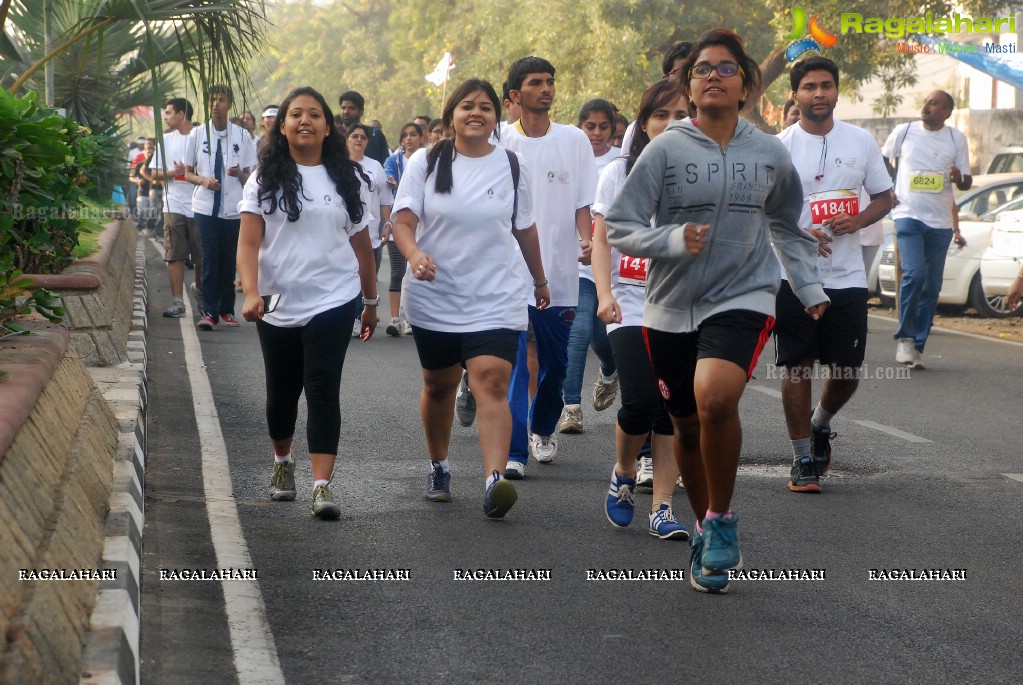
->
xmin=593 ymin=158 xmax=646 ymax=332
xmin=186 ymin=121 xmax=257 ymax=219
xmin=151 ymin=129 xmax=195 ymax=217
xmin=579 ymin=146 xmax=622 ymax=282
xmin=882 ymin=121 xmax=970 ymax=229
xmin=777 ymin=119 xmax=892 ymax=289
xmin=238 ymin=164 xmax=370 ymax=327
xmin=501 ymin=122 xmax=597 ymax=307
xmin=355 ymin=157 xmax=390 ymax=249
xmin=391 ymin=146 xmax=535 ymax=333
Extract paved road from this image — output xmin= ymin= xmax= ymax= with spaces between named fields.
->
xmin=139 ymin=240 xmax=1022 ymax=684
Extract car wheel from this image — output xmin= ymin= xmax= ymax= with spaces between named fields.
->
xmin=968 ymin=273 xmax=1022 ymax=318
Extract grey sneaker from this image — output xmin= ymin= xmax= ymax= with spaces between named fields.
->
xmin=592 ymin=370 xmax=619 ymax=411
xmin=557 ymin=404 xmax=583 ymax=434
xmin=787 ymin=457 xmax=821 ymax=494
xmin=311 ymin=484 xmax=341 ymax=519
xmin=269 ymin=460 xmax=296 ymax=501
xmin=385 ymin=317 xmax=401 ymax=337
xmin=162 ymin=301 xmax=186 ymax=318
xmin=425 ymin=462 xmax=452 ymax=502
xmin=455 ymin=370 xmax=477 ymax=427
xmin=400 ymin=320 xmax=413 ymax=335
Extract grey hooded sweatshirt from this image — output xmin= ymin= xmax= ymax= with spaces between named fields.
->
xmin=605 ymin=118 xmax=828 ymax=333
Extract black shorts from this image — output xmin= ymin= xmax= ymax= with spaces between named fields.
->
xmin=774 ymin=281 xmax=867 ymax=368
xmin=644 ymin=310 xmax=775 ymax=418
xmin=410 ymin=326 xmax=520 ymax=370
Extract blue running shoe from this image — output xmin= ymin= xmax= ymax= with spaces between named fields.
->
xmin=689 ymin=528 xmax=729 ymax=593
xmin=700 ymin=514 xmax=743 ymax=575
xmin=605 ymin=467 xmax=636 ymax=528
xmin=483 ymin=471 xmax=517 ymax=518
xmin=424 ymin=462 xmax=451 ymax=502
xmin=648 ymin=503 xmax=690 ymax=540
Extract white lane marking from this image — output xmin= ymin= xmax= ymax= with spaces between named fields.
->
xmin=152 ymin=238 xmax=285 ymax=684
xmin=748 ymin=384 xmax=782 ymax=399
xmin=851 ymin=420 xmax=932 ymax=443
xmin=1003 ymin=474 xmax=1023 ymax=484
xmin=867 ymin=313 xmax=1023 ymax=348
xmin=748 ymin=383 xmax=932 ymax=444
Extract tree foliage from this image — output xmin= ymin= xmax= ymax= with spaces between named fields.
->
xmin=248 ymin=0 xmax=1016 ymax=136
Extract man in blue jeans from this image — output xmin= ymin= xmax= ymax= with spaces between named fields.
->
xmin=501 ymin=56 xmax=597 ymax=478
xmin=185 ymin=85 xmax=257 ymax=330
xmin=882 ymin=91 xmax=970 ymax=368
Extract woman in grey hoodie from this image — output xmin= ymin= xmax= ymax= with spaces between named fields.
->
xmin=604 ymin=29 xmax=829 ymax=594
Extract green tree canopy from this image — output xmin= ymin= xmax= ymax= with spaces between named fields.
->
xmin=248 ymin=0 xmax=1016 ymax=137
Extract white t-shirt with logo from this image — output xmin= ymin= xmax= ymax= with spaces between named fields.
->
xmin=238 ymin=164 xmax=370 ymax=327
xmin=501 ymin=122 xmax=597 ymax=307
xmin=151 ymin=129 xmax=195 ymax=217
xmin=186 ymin=121 xmax=257 ymax=220
xmin=579 ymin=145 xmax=622 ymax=283
xmin=882 ymin=121 xmax=970 ymax=229
xmin=391 ymin=146 xmax=535 ymax=333
xmin=592 ymin=157 xmax=647 ymax=333
xmin=355 ymin=157 xmax=390 ymax=249
xmin=777 ymin=119 xmax=892 ymax=289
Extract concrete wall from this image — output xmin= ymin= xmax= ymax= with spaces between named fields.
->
xmin=0 ymin=325 xmax=117 ymax=685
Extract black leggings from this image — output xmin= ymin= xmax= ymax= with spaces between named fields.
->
xmin=255 ymin=300 xmax=357 ymax=454
xmin=387 ymin=241 xmax=406 ymax=292
xmin=608 ymin=326 xmax=673 ymax=436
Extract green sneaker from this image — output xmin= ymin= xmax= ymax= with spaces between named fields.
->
xmin=269 ymin=460 xmax=296 ymax=501
xmin=311 ymin=484 xmax=341 ymax=520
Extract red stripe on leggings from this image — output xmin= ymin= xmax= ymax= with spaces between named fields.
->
xmin=747 ymin=316 xmax=776 ymax=379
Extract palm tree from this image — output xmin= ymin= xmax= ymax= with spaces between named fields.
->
xmin=1 ymin=0 xmax=269 ymax=130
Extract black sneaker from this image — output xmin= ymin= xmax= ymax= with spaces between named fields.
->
xmin=787 ymin=457 xmax=821 ymax=493
xmin=483 ymin=471 xmax=517 ymax=519
xmin=424 ymin=462 xmax=451 ymax=502
xmin=811 ymin=426 xmax=836 ymax=475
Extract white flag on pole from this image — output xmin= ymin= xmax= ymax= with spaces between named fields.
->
xmin=425 ymin=52 xmax=455 ymax=86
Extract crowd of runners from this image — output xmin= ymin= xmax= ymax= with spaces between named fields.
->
xmin=148 ymin=27 xmax=975 ymax=594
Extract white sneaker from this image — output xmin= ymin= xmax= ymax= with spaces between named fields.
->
xmin=530 ymin=433 xmax=558 ymax=464
xmin=385 ymin=317 xmax=401 ymax=337
xmin=505 ymin=460 xmax=526 ymax=480
xmin=895 ymin=338 xmax=915 ymax=364
xmin=910 ymin=349 xmax=925 ymax=369
xmin=636 ymin=456 xmax=653 ymax=488
xmin=400 ymin=320 xmax=413 ymax=335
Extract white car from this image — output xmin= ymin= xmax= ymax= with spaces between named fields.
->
xmin=878 ymin=174 xmax=1023 ymax=317
xmin=980 ymin=208 xmax=1023 ymax=315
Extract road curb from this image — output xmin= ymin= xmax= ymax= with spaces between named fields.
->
xmin=79 ymin=239 xmax=148 ymax=685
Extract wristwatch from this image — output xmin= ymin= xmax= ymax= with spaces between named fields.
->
xmin=362 ymin=296 xmax=379 ymax=306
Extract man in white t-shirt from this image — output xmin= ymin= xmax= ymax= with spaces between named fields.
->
xmin=149 ymin=97 xmax=198 ymax=318
xmin=882 ymin=90 xmax=971 ymax=367
xmin=500 ymin=56 xmax=597 ymax=476
xmin=775 ymin=57 xmax=893 ymax=494
xmin=184 ymin=85 xmax=257 ymax=330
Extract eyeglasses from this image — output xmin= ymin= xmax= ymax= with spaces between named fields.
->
xmin=689 ymin=61 xmax=745 ymax=80
xmin=348 ymin=134 xmax=368 ymax=140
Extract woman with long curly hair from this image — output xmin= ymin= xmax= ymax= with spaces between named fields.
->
xmin=237 ymin=86 xmax=379 ymax=520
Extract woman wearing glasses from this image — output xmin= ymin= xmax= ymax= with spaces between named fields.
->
xmin=237 ymin=87 xmax=379 ymax=520
xmin=383 ymin=123 xmax=426 ymax=336
xmin=605 ymin=29 xmax=828 ymax=592
xmin=390 ymin=78 xmax=549 ymax=519
xmin=347 ymin=125 xmax=392 ymax=272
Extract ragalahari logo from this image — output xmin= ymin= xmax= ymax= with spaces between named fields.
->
xmin=785 ymin=7 xmax=840 ymax=61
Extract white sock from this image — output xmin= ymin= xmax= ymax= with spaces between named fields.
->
xmin=791 ymin=438 xmax=811 ymax=462
xmin=313 ymin=479 xmax=329 ymax=488
xmin=274 ymin=452 xmax=293 ymax=464
xmin=811 ymin=403 xmax=834 ymax=430
xmin=486 ymin=471 xmax=500 ymax=489
xmin=433 ymin=459 xmax=450 ymax=473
